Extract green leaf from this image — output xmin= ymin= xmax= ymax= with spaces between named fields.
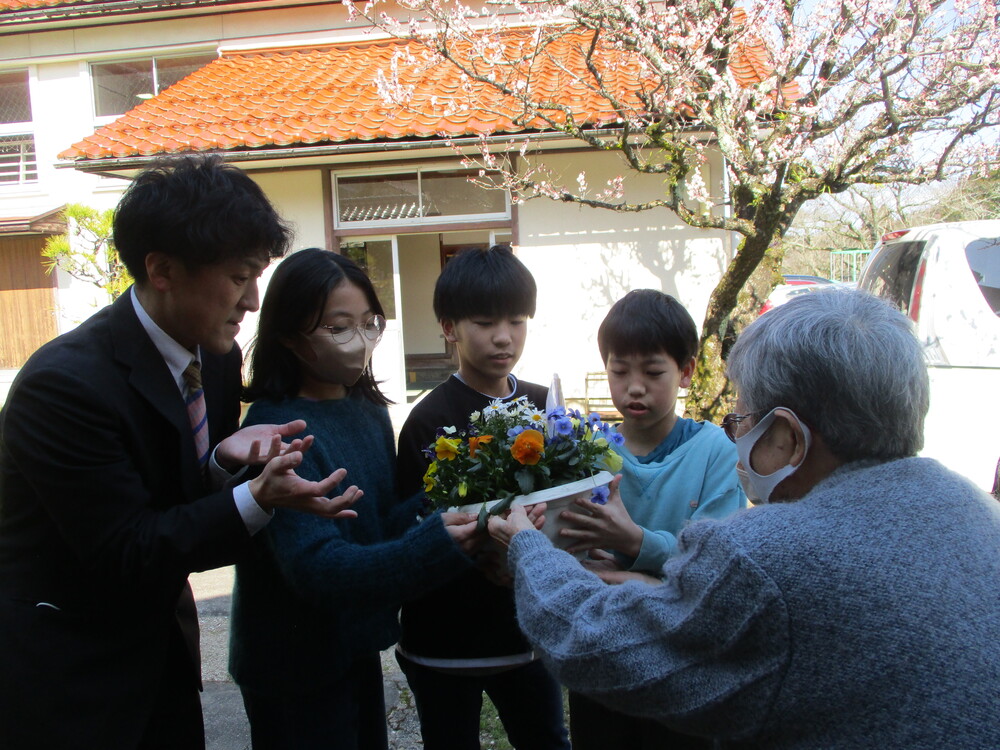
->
xmin=489 ymin=495 xmax=515 ymax=517
xmin=476 ymin=504 xmax=491 ymax=532
xmin=514 ymin=470 xmax=535 ymax=495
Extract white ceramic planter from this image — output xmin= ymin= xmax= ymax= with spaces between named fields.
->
xmin=454 ymin=470 xmax=614 ymax=555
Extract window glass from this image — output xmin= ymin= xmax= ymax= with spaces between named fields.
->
xmin=965 ymin=235 xmax=1000 ymax=317
xmin=0 ymin=70 xmax=31 ymax=124
xmin=860 ymin=240 xmax=923 ymax=317
xmin=342 ymin=240 xmax=396 ymax=319
xmin=338 ymin=174 xmax=421 ymax=223
xmin=0 ymin=135 xmax=37 ymax=184
xmin=420 ymin=170 xmax=507 ymax=216
xmin=93 ymin=60 xmax=154 ymax=117
xmin=92 ymin=55 xmax=214 ymax=116
xmin=337 ymin=170 xmax=509 ymax=226
xmin=155 ymin=56 xmax=214 ymax=91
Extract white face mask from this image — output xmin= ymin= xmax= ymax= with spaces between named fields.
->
xmin=299 ymin=331 xmax=378 ymax=388
xmin=735 ymin=408 xmax=812 ymax=504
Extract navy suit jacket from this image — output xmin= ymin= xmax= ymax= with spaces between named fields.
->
xmin=0 ymin=291 xmax=253 ymax=748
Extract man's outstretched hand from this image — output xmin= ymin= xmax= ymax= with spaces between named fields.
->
xmin=249 ymin=451 xmax=361 ymax=519
xmin=216 ymin=420 xmax=316 ymax=472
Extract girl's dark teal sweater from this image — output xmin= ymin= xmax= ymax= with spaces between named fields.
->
xmin=229 ymin=395 xmax=471 ymax=694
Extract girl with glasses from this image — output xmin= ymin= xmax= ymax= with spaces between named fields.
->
xmin=231 ymin=248 xmax=478 ymax=749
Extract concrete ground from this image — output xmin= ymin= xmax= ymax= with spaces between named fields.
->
xmin=190 ymin=566 xmax=425 ymax=750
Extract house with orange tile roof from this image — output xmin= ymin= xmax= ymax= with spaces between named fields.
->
xmin=0 ymin=0 xmax=775 ymax=404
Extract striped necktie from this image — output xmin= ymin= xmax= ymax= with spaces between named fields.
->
xmin=182 ymin=361 xmax=210 ymax=472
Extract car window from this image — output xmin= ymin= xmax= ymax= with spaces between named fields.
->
xmin=965 ymin=235 xmax=1000 ymax=317
xmin=859 ymin=240 xmax=924 ymax=317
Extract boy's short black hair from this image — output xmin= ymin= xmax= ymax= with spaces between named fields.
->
xmin=113 ymin=154 xmax=291 ymax=284
xmin=433 ymin=245 xmax=537 ymax=321
xmin=598 ymin=289 xmax=699 ymax=366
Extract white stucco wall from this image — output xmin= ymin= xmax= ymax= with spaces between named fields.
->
xmin=254 ymin=170 xmax=327 ymax=250
xmin=512 ymin=150 xmax=732 ymax=400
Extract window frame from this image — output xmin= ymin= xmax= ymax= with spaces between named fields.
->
xmin=332 ymin=164 xmax=512 ymax=231
xmin=0 ymin=134 xmax=38 ymax=185
xmin=90 ymin=52 xmax=216 ymax=120
xmin=0 ymin=69 xmax=37 ymax=186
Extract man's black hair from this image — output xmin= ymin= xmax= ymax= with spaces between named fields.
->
xmin=598 ymin=289 xmax=699 ymax=366
xmin=432 ymin=245 xmax=537 ymax=321
xmin=113 ymin=154 xmax=291 ymax=283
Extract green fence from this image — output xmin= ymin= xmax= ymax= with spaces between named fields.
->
xmin=829 ymin=249 xmax=871 ymax=283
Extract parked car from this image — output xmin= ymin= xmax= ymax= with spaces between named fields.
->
xmin=760 ymin=274 xmax=835 ymax=314
xmin=857 ymin=220 xmax=1000 ymax=491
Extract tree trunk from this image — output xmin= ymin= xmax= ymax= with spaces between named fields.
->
xmin=684 ymin=212 xmax=791 ymax=421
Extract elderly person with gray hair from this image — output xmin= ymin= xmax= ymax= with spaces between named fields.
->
xmin=489 ymin=288 xmax=1000 ymax=748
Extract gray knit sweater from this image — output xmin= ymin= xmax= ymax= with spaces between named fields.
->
xmin=508 ymin=457 xmax=1000 ymax=747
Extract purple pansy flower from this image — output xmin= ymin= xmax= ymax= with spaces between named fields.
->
xmin=590 ymin=486 xmax=610 ymax=504
xmin=554 ymin=416 xmax=574 ymax=436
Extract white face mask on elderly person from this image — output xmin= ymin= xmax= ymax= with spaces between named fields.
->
xmin=734 ymin=408 xmax=812 ymax=504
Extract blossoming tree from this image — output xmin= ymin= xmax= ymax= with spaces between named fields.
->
xmin=352 ymin=0 xmax=1000 ymax=418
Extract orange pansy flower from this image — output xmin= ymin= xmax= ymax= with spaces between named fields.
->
xmin=510 ymin=429 xmax=545 ymax=465
xmin=469 ymin=434 xmax=493 ymax=458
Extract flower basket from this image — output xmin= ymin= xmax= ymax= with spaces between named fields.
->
xmin=453 ymin=470 xmax=615 ymax=557
xmin=420 ymin=395 xmax=624 ymax=524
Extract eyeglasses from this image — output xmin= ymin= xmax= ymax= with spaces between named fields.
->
xmin=316 ymin=314 xmax=386 ymax=344
xmin=721 ymin=412 xmax=759 ymax=442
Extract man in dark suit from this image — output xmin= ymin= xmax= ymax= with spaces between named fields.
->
xmin=0 ymin=156 xmax=360 ymax=749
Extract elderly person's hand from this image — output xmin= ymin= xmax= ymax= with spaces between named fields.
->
xmin=441 ymin=512 xmax=480 ymax=555
xmin=489 ymin=502 xmax=546 ymax=547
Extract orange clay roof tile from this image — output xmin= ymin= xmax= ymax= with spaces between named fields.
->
xmin=60 ymin=28 xmax=799 ymax=160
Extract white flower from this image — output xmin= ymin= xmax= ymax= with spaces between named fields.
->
xmin=522 ymin=408 xmax=546 ymax=424
xmin=485 ymin=399 xmax=508 ymax=415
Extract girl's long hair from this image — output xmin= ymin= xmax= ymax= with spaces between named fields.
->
xmin=243 ymin=248 xmax=391 ymax=405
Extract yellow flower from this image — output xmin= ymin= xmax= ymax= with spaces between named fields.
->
xmin=511 ymin=430 xmax=545 ymax=465
xmin=458 ymin=481 xmax=468 ymax=498
xmin=422 ymin=462 xmax=438 ymax=492
xmin=435 ymin=436 xmax=462 ymax=461
xmin=601 ymin=449 xmax=623 ymax=473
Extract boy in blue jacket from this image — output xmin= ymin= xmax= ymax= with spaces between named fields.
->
xmin=561 ymin=288 xmax=745 ymax=750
